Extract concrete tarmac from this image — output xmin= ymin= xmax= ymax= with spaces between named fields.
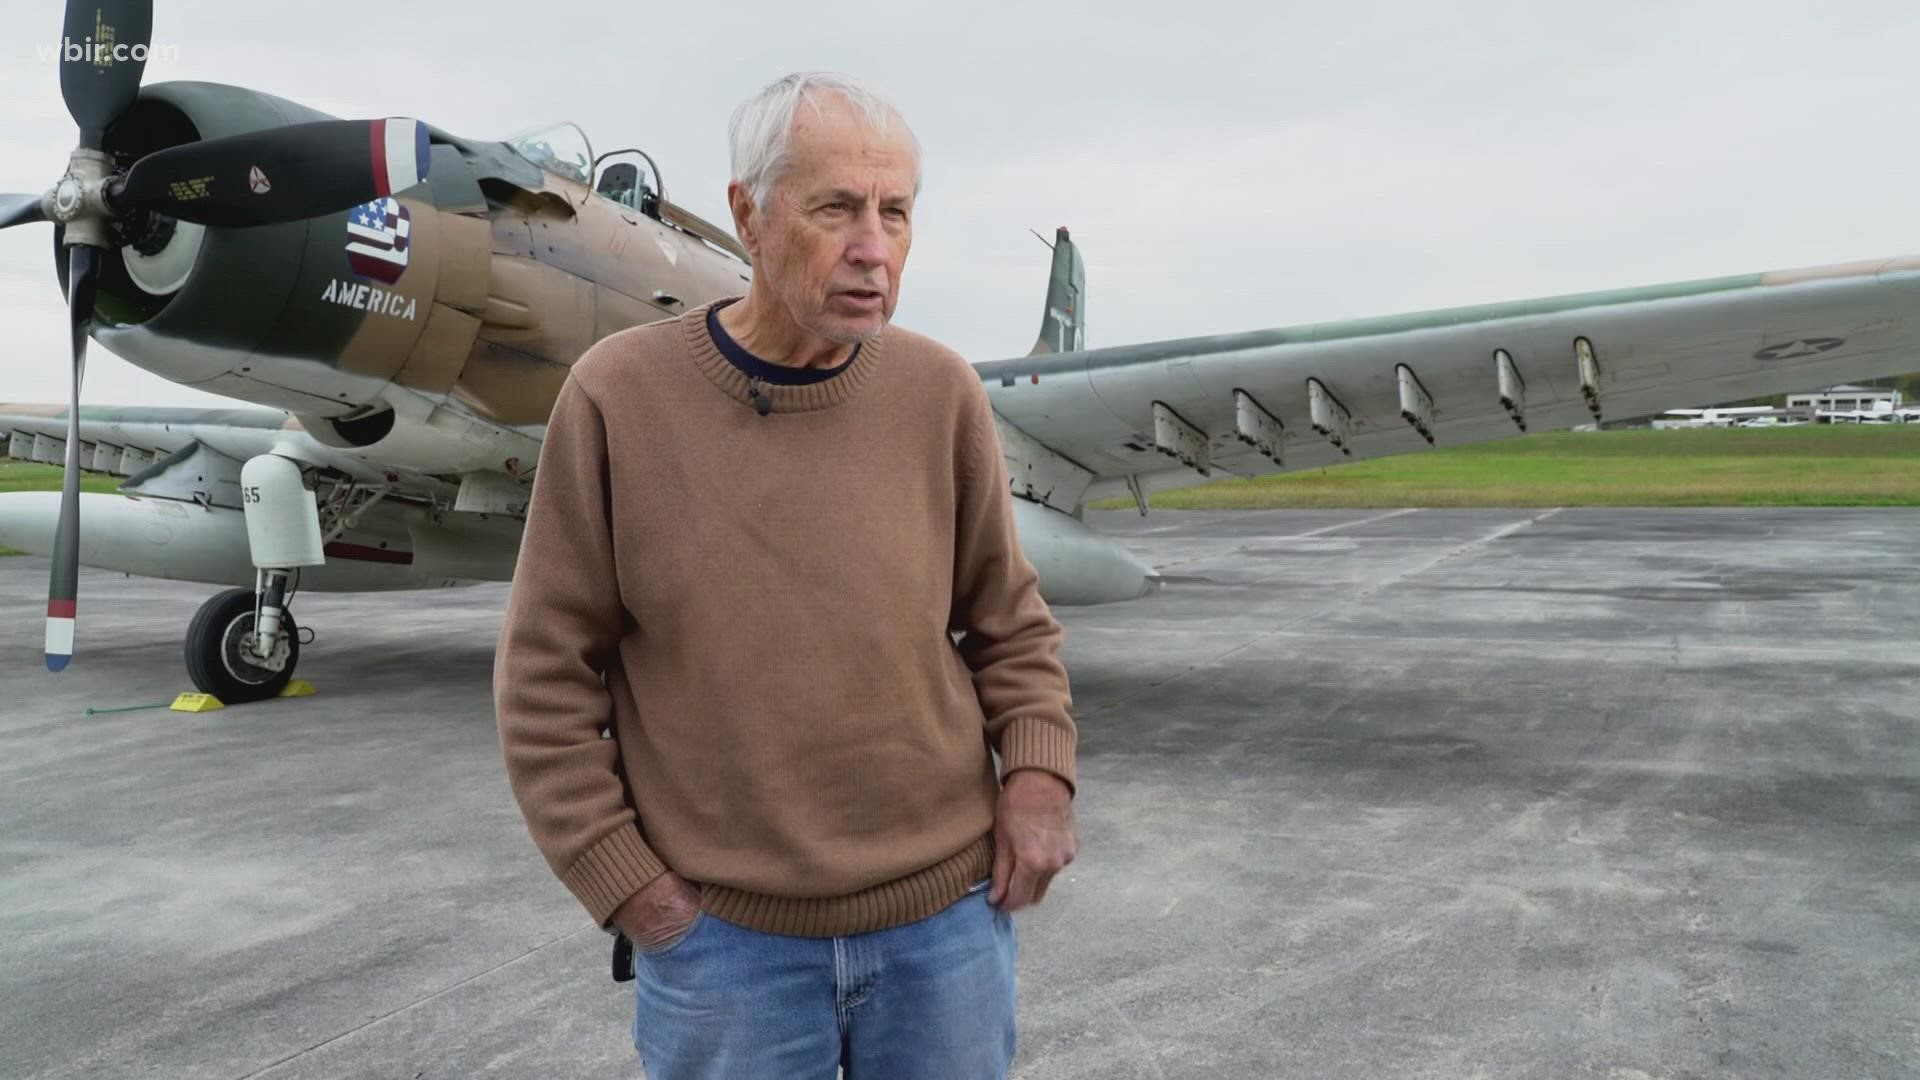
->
xmin=2 ymin=508 xmax=1915 ymax=1078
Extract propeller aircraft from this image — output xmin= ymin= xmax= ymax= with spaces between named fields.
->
xmin=7 ymin=0 xmax=1920 ymax=703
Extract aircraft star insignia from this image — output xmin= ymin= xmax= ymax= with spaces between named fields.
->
xmin=1753 ymin=337 xmax=1844 ymax=361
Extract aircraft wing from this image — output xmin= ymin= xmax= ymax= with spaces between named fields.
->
xmin=0 ymin=404 xmax=294 ymax=477
xmin=977 ymin=254 xmax=1920 ymax=510
xmin=0 ymin=402 xmax=514 ymax=591
xmin=11 ymin=253 xmax=1919 ymax=521
xmin=0 ymin=403 xmax=457 ymax=497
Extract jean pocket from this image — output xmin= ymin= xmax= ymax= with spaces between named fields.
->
xmin=633 ymin=911 xmax=705 ymax=957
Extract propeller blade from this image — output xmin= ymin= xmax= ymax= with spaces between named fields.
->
xmin=47 ymin=244 xmax=99 ymax=673
xmin=59 ymin=0 xmax=154 ymax=148
xmin=114 ymin=118 xmax=431 ymax=228
xmin=1 ymin=193 xmax=47 ymax=230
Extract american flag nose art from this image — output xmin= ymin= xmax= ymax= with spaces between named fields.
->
xmin=345 ymin=197 xmax=412 ymax=284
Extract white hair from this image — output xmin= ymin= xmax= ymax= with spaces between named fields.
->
xmin=728 ymin=71 xmax=922 ymax=211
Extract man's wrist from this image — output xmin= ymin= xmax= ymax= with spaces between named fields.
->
xmin=997 ymin=717 xmax=1077 ymax=792
xmin=565 ymin=825 xmax=672 ymax=927
xmin=1003 ymin=767 xmax=1073 ymax=799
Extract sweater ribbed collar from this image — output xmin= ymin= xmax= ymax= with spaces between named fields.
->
xmin=683 ymin=296 xmax=885 ymax=414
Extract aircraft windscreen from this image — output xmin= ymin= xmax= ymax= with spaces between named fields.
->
xmin=504 ymin=122 xmax=594 ymax=185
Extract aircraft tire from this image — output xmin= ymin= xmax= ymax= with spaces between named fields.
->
xmin=185 ymin=588 xmax=300 ymax=704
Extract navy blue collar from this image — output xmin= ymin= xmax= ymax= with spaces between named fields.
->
xmin=707 ymin=301 xmax=860 ymax=385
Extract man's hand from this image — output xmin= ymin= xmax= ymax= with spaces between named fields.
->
xmin=610 ymin=870 xmax=702 ymax=949
xmin=989 ymin=770 xmax=1077 ymax=912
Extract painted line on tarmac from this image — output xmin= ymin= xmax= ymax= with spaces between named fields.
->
xmin=1281 ymin=507 xmax=1421 ymax=539
xmin=1098 ymin=509 xmax=1560 ymax=714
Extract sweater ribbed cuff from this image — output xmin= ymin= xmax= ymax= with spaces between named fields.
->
xmin=998 ymin=716 xmax=1077 ymax=795
xmin=561 ymin=824 xmax=671 ymax=927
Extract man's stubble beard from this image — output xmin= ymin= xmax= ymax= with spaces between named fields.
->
xmin=784 ymin=287 xmax=889 ymax=346
xmin=818 ymin=318 xmax=885 ymax=346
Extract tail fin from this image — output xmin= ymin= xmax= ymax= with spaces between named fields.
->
xmin=1029 ymin=226 xmax=1086 ymax=355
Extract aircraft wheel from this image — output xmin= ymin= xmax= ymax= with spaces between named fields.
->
xmin=184 ymin=587 xmax=300 ymax=704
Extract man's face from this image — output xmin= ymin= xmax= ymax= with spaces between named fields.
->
xmin=740 ymin=95 xmax=917 ymax=345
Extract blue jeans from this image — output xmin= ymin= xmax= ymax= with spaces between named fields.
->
xmin=630 ymin=879 xmax=1017 ymax=1079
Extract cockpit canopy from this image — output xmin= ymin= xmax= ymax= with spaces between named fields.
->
xmin=503 ymin=123 xmax=660 ymax=213
xmin=499 ymin=121 xmax=750 ymax=265
xmin=504 ymin=122 xmax=593 ymax=185
xmin=593 ymin=151 xmax=663 ymax=217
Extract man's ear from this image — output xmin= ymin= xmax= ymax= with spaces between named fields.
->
xmin=726 ymin=181 xmax=760 ymax=260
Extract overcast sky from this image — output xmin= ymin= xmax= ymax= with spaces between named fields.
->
xmin=3 ymin=0 xmax=1918 ymax=409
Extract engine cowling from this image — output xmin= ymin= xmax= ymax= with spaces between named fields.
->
xmin=65 ymin=81 xmax=493 ymax=419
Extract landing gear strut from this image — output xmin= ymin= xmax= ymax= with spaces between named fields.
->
xmin=184 ymin=586 xmax=301 ymax=703
xmin=184 ymin=452 xmax=326 ymax=703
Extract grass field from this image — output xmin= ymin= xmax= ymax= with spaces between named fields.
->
xmin=1088 ymin=426 xmax=1920 ymax=510
xmin=2 ymin=428 xmax=1916 ymax=555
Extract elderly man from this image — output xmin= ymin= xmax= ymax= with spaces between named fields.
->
xmin=493 ymin=72 xmax=1078 ymax=1078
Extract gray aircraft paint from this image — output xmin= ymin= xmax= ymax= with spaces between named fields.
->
xmin=981 ymin=255 xmax=1920 ymax=494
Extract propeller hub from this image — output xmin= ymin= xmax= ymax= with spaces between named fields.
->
xmin=48 ymin=175 xmax=85 ymax=220
xmin=48 ymin=148 xmax=117 ymax=247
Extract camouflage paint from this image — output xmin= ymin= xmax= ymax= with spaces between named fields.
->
xmin=0 ymin=404 xmax=290 ymax=428
xmin=977 ymin=266 xmax=1774 ymax=383
xmin=1029 ymin=226 xmax=1086 ymax=355
xmin=78 ymin=82 xmax=755 ymax=430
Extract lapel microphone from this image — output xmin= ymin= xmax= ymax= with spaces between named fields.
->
xmin=746 ymin=376 xmax=772 ymax=416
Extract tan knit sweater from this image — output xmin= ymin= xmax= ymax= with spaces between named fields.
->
xmin=493 ymin=299 xmax=1076 ymax=937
